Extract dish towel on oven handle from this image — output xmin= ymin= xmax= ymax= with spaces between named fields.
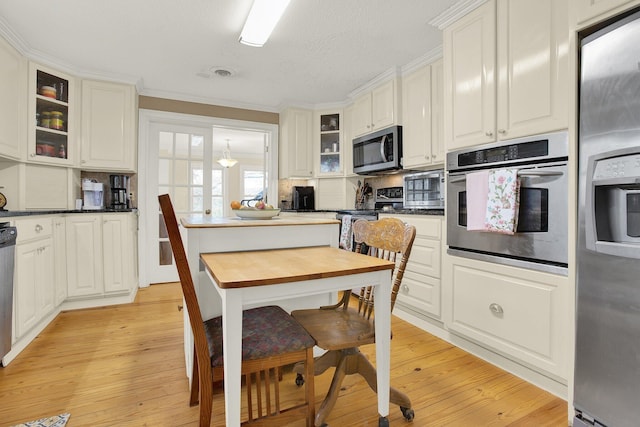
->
xmin=339 ymin=214 xmax=353 ymax=251
xmin=485 ymin=168 xmax=520 ymax=234
xmin=466 ymin=170 xmax=490 ymax=231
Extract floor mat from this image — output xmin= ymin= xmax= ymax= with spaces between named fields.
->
xmin=11 ymin=413 xmax=70 ymax=427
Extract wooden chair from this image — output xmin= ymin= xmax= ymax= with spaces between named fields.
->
xmin=158 ymin=194 xmax=316 ymax=427
xmin=292 ymin=217 xmax=416 ymax=427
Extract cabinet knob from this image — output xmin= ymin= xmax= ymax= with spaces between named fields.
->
xmin=402 ymin=284 xmax=409 ymax=293
xmin=498 ymin=129 xmax=507 ymax=135
xmin=205 ymin=209 xmax=211 ymax=215
xmin=35 ymin=224 xmax=43 ymax=233
xmin=489 ymin=303 xmax=504 ymax=315
xmin=30 ymin=153 xmax=36 ymax=158
xmin=485 ymin=131 xmax=494 ymax=137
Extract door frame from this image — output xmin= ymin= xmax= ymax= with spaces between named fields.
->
xmin=137 ymin=109 xmax=279 ymax=288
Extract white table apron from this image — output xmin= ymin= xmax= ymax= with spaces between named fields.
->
xmin=202 ymin=267 xmax=392 ymax=427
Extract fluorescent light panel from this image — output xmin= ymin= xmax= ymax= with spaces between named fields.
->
xmin=239 ymin=0 xmax=291 ymax=47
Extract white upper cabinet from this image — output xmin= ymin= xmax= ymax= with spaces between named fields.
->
xmin=431 ymin=59 xmax=445 ymax=164
xmin=402 ymin=64 xmax=433 ymax=169
xmin=315 ymin=111 xmax=343 ymax=177
xmin=351 ymin=79 xmax=399 ymax=137
xmin=0 ymin=37 xmax=26 ymax=160
xmin=444 ymin=0 xmax=568 ymax=151
xmin=28 ymin=63 xmax=76 ymax=166
xmin=81 ymin=80 xmax=137 ymax=171
xmin=342 ymin=104 xmax=355 ymax=176
xmin=444 ymin=0 xmax=496 ymax=149
xmin=279 ymin=108 xmax=313 ymax=178
xmin=575 ymin=0 xmax=640 ymax=26
xmin=401 ymin=59 xmax=445 ymax=169
xmin=496 ymin=0 xmax=568 ymax=140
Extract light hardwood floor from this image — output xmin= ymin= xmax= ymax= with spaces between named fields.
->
xmin=0 ymin=283 xmax=568 ymax=426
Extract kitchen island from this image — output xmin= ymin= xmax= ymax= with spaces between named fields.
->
xmin=179 ymin=214 xmax=340 ymax=380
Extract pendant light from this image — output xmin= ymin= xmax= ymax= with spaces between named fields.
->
xmin=217 ymin=140 xmax=238 ymax=168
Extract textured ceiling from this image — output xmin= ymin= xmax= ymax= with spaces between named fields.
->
xmin=0 ymin=0 xmax=457 ymax=113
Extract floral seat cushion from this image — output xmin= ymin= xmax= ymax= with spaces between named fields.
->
xmin=204 ymin=305 xmax=315 ymax=367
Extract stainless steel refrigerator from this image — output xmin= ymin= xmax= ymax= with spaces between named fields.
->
xmin=576 ymin=7 xmax=640 ymax=427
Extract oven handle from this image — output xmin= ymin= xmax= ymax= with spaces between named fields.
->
xmin=517 ymin=170 xmax=564 ymax=177
xmin=448 ymin=170 xmax=563 ymax=183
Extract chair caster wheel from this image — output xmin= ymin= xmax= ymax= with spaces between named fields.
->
xmin=295 ymin=373 xmax=305 ymax=387
xmin=401 ymin=406 xmax=415 ymax=421
xmin=379 ymin=416 xmax=389 ymax=427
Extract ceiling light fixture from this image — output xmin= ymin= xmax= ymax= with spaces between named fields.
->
xmin=217 ymin=140 xmax=238 ymax=168
xmin=239 ymin=0 xmax=291 ymax=47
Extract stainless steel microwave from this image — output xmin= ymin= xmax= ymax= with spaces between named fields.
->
xmin=352 ymin=126 xmax=402 ymax=175
xmin=403 ymin=170 xmax=444 ymax=209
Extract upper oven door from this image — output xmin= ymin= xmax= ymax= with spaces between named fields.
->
xmin=447 ymin=162 xmax=568 ymax=266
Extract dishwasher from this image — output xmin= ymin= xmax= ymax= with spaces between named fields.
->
xmin=0 ymin=223 xmax=17 ymax=364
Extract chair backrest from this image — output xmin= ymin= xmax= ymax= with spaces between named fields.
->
xmin=352 ymin=217 xmax=416 ymax=317
xmin=158 ymin=194 xmax=212 ymax=387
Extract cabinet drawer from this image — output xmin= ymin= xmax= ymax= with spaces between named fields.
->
xmin=406 ymin=237 xmax=441 ymax=279
xmin=397 ymin=272 xmax=441 ymax=318
xmin=381 ymin=214 xmax=442 ymax=239
xmin=450 ymin=264 xmax=555 ymax=359
xmin=15 ymin=217 xmax=53 ymax=243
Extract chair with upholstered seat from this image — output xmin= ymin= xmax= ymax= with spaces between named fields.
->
xmin=292 ymin=217 xmax=416 ymax=427
xmin=158 ymin=194 xmax=316 ymax=427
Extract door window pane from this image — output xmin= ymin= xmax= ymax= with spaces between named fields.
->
xmin=175 ymin=133 xmax=190 ymax=158
xmin=211 ymin=169 xmax=223 ymax=217
xmin=243 ymin=170 xmax=264 ymax=199
xmin=159 ymin=131 xmax=173 ymax=156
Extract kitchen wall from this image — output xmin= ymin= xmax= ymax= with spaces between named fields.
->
xmin=138 ymin=96 xmax=278 ymax=125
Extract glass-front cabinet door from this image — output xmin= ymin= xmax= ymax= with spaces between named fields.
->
xmin=316 ymin=111 xmax=342 ymax=176
xmin=28 ymin=63 xmax=75 ymax=166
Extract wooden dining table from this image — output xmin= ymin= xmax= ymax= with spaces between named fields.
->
xmin=199 ymin=245 xmax=395 ymax=426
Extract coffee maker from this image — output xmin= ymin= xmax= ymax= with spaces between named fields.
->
xmin=82 ymin=179 xmax=104 ymax=210
xmin=293 ymin=186 xmax=315 ymax=210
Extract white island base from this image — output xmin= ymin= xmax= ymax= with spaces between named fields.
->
xmin=179 ymin=215 xmax=340 ymax=381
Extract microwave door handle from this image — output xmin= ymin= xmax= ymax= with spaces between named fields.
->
xmin=379 ymin=135 xmax=388 ymax=162
xmin=517 ymin=170 xmax=564 ymax=177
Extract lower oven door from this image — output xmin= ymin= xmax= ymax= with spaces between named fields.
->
xmin=446 ymin=162 xmax=568 ymax=272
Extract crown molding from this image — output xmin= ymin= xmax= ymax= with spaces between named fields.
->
xmin=347 ymin=66 xmax=401 ymax=100
xmin=428 ymin=0 xmax=488 ymax=30
xmin=0 ymin=16 xmax=140 ymax=88
xmin=401 ymin=45 xmax=443 ymax=75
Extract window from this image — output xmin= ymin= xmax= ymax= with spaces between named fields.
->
xmin=243 ymin=169 xmax=265 ymax=200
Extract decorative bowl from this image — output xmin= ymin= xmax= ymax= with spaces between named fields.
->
xmin=233 ymin=208 xmax=281 ymax=219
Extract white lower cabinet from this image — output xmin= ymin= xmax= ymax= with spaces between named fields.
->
xmin=444 ymin=255 xmax=569 ymax=379
xmin=379 ymin=214 xmax=443 ymax=320
xmin=66 ymin=214 xmax=103 ymax=297
xmin=67 ymin=213 xmax=134 ymax=297
xmin=5 ymin=212 xmax=138 ymax=366
xmin=102 ymin=214 xmax=133 ymax=293
xmin=13 ymin=217 xmax=55 ymax=339
xmin=53 ymin=217 xmax=67 ymax=305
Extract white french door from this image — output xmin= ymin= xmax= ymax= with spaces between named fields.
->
xmin=144 ymin=122 xmax=216 ymax=285
xmin=138 ymin=110 xmax=279 ymax=287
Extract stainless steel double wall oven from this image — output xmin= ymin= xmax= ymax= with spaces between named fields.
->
xmin=446 ymin=131 xmax=569 ymax=274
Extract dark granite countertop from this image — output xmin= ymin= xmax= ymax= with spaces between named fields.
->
xmin=0 ymin=208 xmax=137 ymax=218
xmin=282 ymin=208 xmax=444 ymax=217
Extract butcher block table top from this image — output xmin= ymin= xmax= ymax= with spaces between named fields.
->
xmin=181 ymin=215 xmax=338 ymax=228
xmin=200 ymin=246 xmax=394 ymax=289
